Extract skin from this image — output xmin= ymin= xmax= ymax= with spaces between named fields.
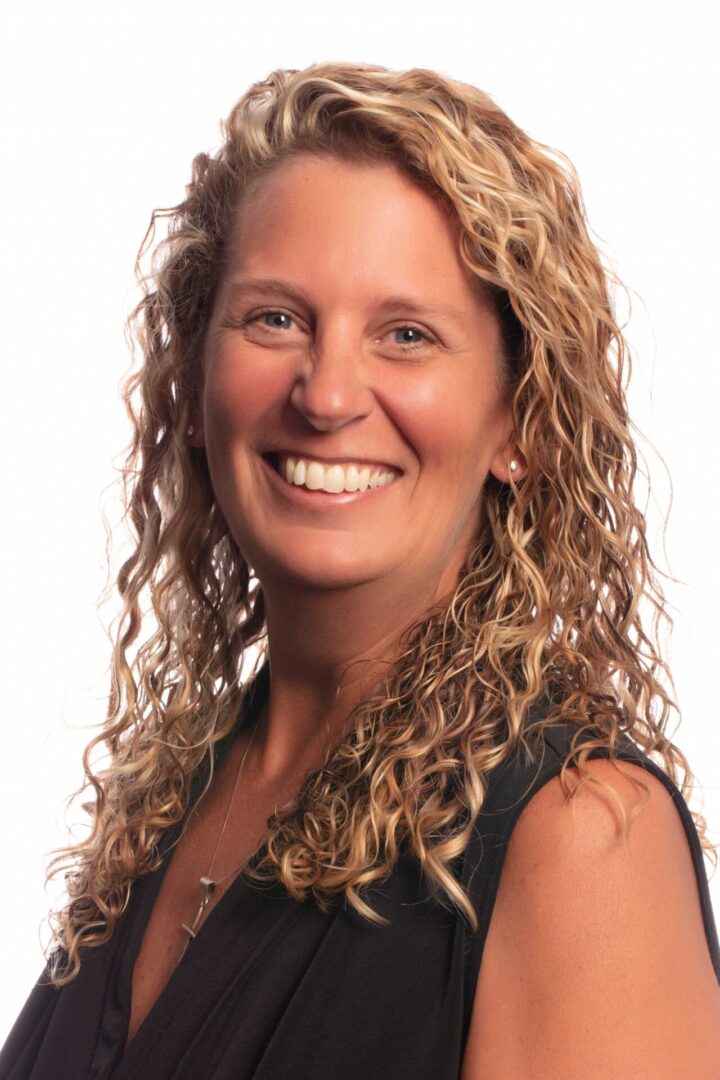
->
xmin=178 ymin=154 xmax=720 ymax=1075
xmin=189 ymin=152 xmax=526 ymax=783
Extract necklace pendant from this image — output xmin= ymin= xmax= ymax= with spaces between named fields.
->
xmin=181 ymin=880 xmax=215 ymax=943
xmin=200 ymin=876 xmax=216 ymax=898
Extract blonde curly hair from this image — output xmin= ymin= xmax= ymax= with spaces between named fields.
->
xmin=43 ymin=60 xmax=715 ymax=986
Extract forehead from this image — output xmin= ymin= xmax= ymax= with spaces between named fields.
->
xmin=239 ymin=151 xmax=436 ymax=216
xmin=226 ymin=153 xmax=489 ymax=312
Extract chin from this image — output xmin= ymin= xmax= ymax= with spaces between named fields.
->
xmin=254 ymin=546 xmax=396 ymax=592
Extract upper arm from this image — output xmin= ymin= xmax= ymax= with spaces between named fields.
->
xmin=461 ymin=757 xmax=720 ymax=1080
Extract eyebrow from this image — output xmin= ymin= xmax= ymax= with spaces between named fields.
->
xmin=224 ymin=278 xmax=470 ymax=326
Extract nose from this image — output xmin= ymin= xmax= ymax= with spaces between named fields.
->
xmin=289 ymin=332 xmax=374 ymax=432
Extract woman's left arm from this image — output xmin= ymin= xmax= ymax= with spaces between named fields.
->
xmin=460 ymin=757 xmax=720 ymax=1079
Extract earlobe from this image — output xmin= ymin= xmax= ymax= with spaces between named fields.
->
xmin=488 ymin=449 xmax=526 ymax=485
xmin=185 ymin=363 xmax=206 ymax=446
xmin=185 ymin=417 xmax=205 ymax=447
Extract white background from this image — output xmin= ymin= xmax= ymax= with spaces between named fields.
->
xmin=2 ymin=0 xmax=718 ymax=1044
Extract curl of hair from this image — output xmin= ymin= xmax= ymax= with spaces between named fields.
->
xmin=43 ymin=61 xmax=716 ymax=986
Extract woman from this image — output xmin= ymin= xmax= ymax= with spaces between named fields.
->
xmin=2 ymin=60 xmax=719 ymax=1079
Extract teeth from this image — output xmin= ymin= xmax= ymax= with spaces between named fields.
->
xmin=293 ymin=459 xmax=306 ymax=486
xmin=277 ymin=455 xmax=398 ymax=494
xmin=345 ymin=464 xmax=360 ymax=492
xmin=305 ymin=461 xmax=325 ymax=491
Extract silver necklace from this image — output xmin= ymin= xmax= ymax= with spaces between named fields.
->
xmin=178 ymin=712 xmax=262 ymax=964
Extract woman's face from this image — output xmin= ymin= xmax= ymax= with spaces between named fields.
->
xmin=196 ymin=154 xmax=518 ymax=595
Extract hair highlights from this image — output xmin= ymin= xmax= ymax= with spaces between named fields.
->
xmin=43 ymin=62 xmax=714 ymax=985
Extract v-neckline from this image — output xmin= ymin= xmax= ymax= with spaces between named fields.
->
xmin=113 ymin=660 xmax=273 ymax=1068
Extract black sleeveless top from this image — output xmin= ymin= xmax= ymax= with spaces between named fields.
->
xmin=2 ymin=662 xmax=719 ymax=1079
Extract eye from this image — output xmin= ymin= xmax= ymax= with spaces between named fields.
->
xmin=389 ymin=325 xmax=431 ymax=351
xmin=248 ymin=309 xmax=299 ymax=332
xmin=238 ymin=309 xmax=434 ymax=353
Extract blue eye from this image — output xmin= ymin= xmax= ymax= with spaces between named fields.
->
xmin=244 ymin=310 xmax=432 ymax=352
xmin=259 ymin=311 xmax=294 ymax=330
xmin=393 ymin=325 xmax=428 ymax=350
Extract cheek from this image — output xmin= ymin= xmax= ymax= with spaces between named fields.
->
xmin=203 ymin=344 xmax=289 ymax=439
xmin=384 ymin=367 xmax=497 ymax=474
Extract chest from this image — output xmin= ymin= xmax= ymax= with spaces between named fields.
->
xmin=114 ymin=828 xmax=473 ymax=1079
xmin=125 ymin=734 xmax=301 ymax=1050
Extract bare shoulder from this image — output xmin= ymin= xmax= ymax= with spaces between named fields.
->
xmin=461 ymin=756 xmax=720 ymax=1080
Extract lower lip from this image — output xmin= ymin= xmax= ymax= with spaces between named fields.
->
xmin=260 ymin=455 xmax=401 ymax=508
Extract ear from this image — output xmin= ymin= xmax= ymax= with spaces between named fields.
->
xmin=185 ymin=362 xmax=206 ymax=448
xmin=185 ymin=413 xmax=205 ymax=447
xmin=487 ymin=427 xmax=526 ymax=485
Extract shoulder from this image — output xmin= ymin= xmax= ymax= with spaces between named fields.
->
xmin=461 ymin=752 xmax=720 ymax=1079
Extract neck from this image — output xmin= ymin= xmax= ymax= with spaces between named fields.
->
xmin=248 ymin=560 xmax=461 ymax=783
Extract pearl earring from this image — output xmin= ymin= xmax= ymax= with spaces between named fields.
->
xmin=509 ymin=459 xmax=518 ymax=473
xmin=187 ymin=424 xmax=196 ymax=437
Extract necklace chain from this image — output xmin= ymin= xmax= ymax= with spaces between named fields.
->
xmin=177 ymin=709 xmax=262 ymax=964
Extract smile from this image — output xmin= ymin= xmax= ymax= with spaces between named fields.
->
xmin=262 ymin=453 xmax=401 ymax=503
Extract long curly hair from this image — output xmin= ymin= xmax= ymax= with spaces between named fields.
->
xmin=43 ymin=60 xmax=716 ymax=987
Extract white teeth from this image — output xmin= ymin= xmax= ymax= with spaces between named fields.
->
xmin=345 ymin=464 xmax=360 ymax=492
xmin=323 ymin=464 xmax=346 ymax=494
xmin=282 ymin=457 xmax=294 ymax=484
xmin=275 ymin=455 xmax=398 ymax=494
xmin=292 ymin=459 xmax=306 ymax=486
xmin=305 ymin=462 xmax=325 ymax=491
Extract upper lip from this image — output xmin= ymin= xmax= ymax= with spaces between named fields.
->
xmin=264 ymin=449 xmax=403 ymax=473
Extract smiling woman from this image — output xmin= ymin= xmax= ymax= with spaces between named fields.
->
xmin=197 ymin=153 xmax=513 ymax=597
xmin=1 ymin=61 xmax=719 ymax=1080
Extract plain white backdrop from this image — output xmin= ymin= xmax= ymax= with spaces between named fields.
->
xmin=2 ymin=0 xmax=718 ymax=1044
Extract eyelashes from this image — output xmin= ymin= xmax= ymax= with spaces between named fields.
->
xmin=237 ymin=308 xmax=435 ymax=353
